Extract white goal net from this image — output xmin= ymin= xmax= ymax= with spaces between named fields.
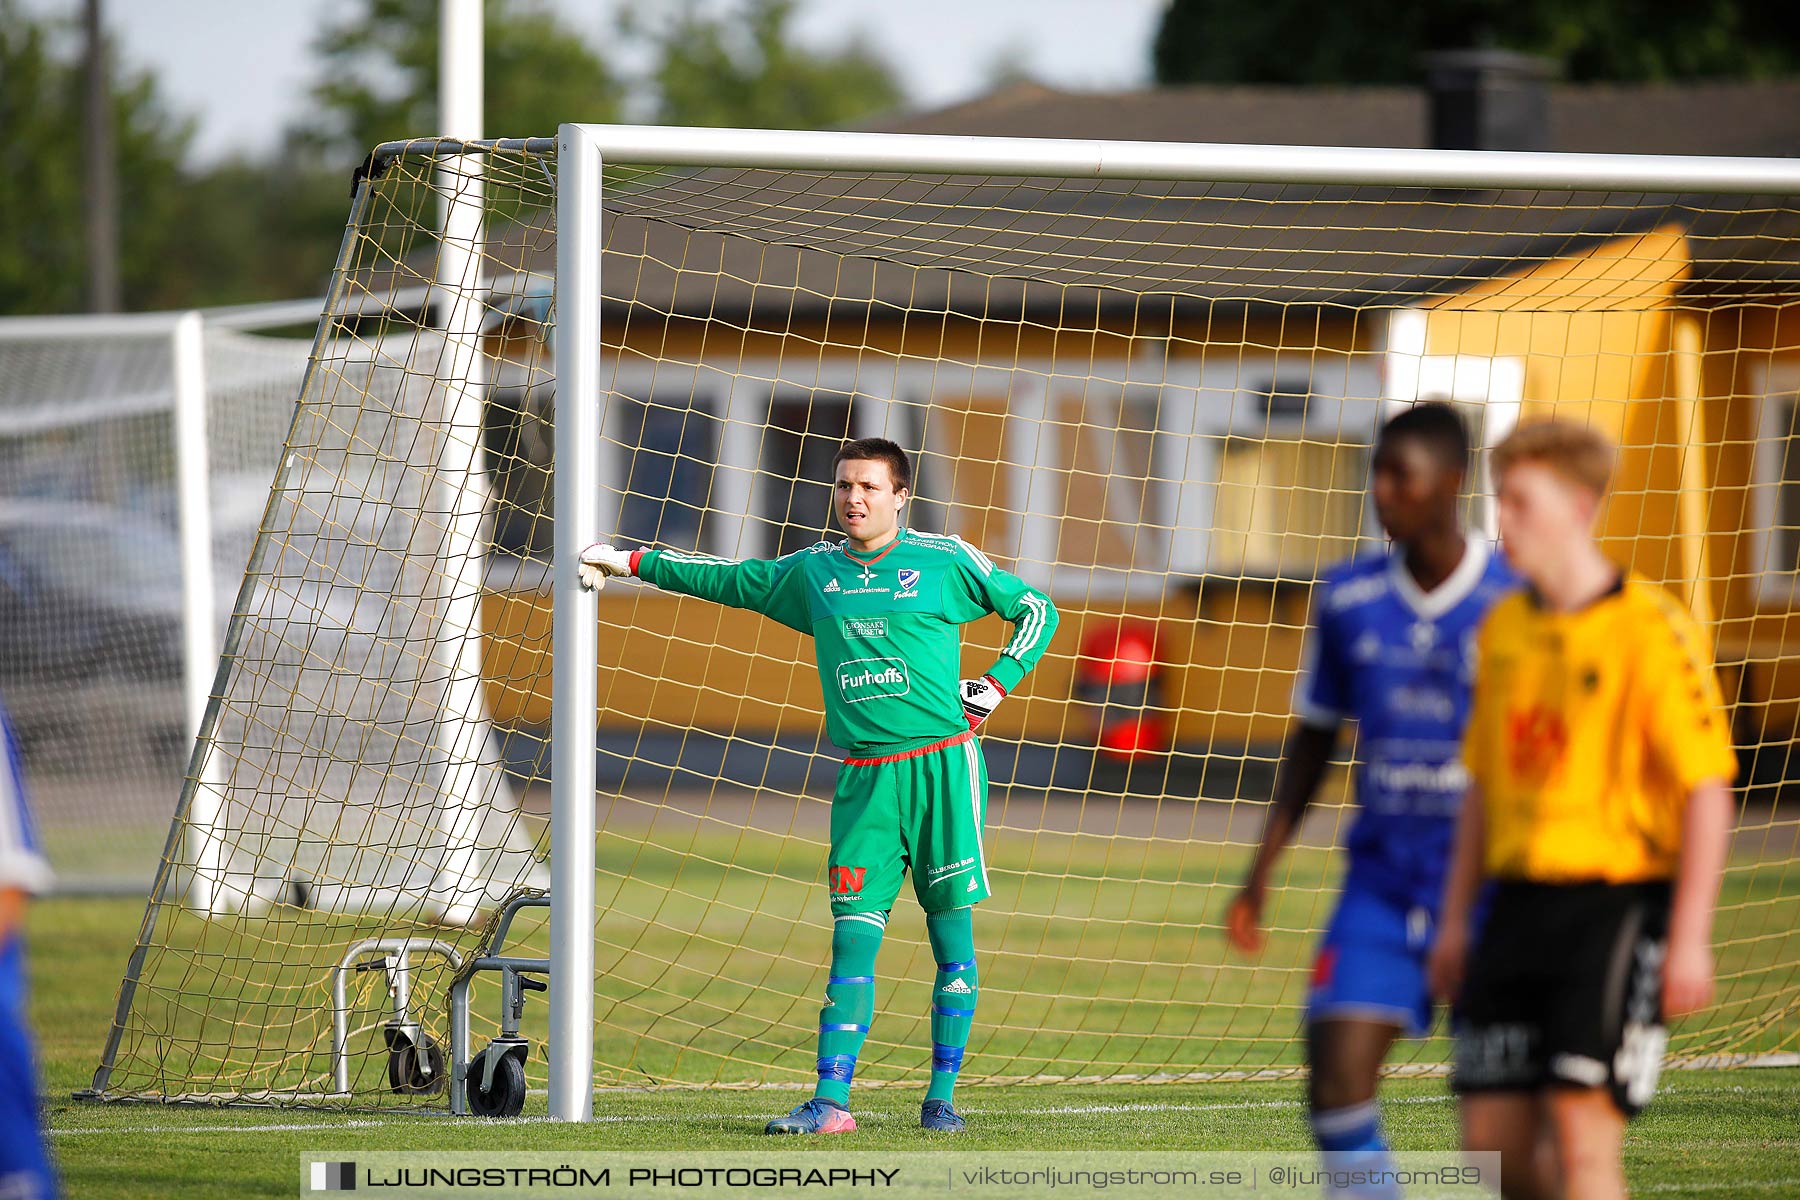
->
xmin=0 ymin=315 xmax=305 ymax=890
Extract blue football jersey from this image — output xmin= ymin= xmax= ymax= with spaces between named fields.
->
xmin=0 ymin=697 xmax=55 ymax=1200
xmin=0 ymin=696 xmax=52 ymax=903
xmin=1292 ymin=538 xmax=1518 ymax=910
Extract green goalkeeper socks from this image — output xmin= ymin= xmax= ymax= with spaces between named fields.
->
xmin=926 ymin=906 xmax=978 ymax=1104
xmin=814 ymin=912 xmax=885 ymax=1107
xmin=813 ymin=908 xmax=976 ymax=1108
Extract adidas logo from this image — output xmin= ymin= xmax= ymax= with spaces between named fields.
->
xmin=966 ymin=877 xmax=979 ymax=892
xmin=940 ymin=977 xmax=973 ymax=995
xmin=823 ymin=579 xmax=841 ymax=593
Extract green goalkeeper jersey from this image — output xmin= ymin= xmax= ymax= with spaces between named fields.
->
xmin=637 ymin=529 xmax=1058 ymax=755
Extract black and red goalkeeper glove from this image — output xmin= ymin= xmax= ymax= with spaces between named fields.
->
xmin=960 ymin=675 xmax=1007 ymax=730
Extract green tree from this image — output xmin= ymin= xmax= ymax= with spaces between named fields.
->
xmin=285 ymin=0 xmax=630 ymax=279
xmin=640 ymin=0 xmax=905 ymax=130
xmin=302 ymin=0 xmax=624 ymax=160
xmin=152 ymin=159 xmax=350 ymax=310
xmin=0 ymin=0 xmax=194 ymax=314
xmin=1153 ymin=0 xmax=1800 ymax=86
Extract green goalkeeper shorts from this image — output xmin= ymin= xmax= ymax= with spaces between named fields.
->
xmin=827 ymin=729 xmax=990 ymax=915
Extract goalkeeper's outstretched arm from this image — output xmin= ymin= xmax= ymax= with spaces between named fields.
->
xmin=578 ymin=542 xmax=812 ymax=633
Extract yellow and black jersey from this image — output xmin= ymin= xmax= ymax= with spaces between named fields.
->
xmin=1462 ymin=573 xmax=1736 ymax=883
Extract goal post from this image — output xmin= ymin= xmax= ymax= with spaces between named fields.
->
xmin=87 ymin=123 xmax=1800 ymax=1115
xmin=549 ymin=123 xmax=602 ymax=1124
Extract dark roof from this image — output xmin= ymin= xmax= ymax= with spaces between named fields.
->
xmin=359 ymin=81 xmax=1800 ymax=326
xmin=879 ymin=79 xmax=1800 ymax=159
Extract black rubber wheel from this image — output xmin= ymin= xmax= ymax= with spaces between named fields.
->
xmin=386 ymin=1034 xmax=446 ymax=1096
xmin=466 ymin=1051 xmax=527 ymax=1118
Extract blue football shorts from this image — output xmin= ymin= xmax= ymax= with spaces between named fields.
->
xmin=0 ymin=938 xmax=55 ymax=1200
xmin=1307 ymin=886 xmax=1436 ymax=1037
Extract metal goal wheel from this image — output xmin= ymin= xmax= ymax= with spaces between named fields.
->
xmin=385 ymin=1030 xmax=446 ymax=1096
xmin=465 ymin=1044 xmax=528 ymax=1118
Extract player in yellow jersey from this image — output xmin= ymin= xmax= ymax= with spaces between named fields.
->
xmin=1429 ymin=420 xmax=1736 ymax=1200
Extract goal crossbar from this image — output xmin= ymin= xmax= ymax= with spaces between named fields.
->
xmin=356 ymin=124 xmax=1800 ymax=195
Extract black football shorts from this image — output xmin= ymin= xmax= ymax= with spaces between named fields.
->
xmin=1451 ymin=880 xmax=1670 ymax=1118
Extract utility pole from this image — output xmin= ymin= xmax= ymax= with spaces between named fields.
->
xmin=83 ymin=0 xmax=121 ymax=312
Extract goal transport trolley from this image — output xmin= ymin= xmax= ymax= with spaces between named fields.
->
xmin=329 ymin=892 xmax=549 ymax=1118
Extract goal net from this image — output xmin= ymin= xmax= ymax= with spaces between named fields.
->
xmin=89 ymin=129 xmax=1800 ymax=1107
xmin=0 ymin=314 xmax=306 ymax=891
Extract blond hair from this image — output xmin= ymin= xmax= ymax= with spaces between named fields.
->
xmin=1491 ymin=419 xmax=1617 ymax=498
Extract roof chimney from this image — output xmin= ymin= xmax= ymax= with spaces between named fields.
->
xmin=1421 ymin=49 xmax=1554 ymax=152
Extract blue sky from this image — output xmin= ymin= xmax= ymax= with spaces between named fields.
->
xmin=25 ymin=0 xmax=1170 ymax=165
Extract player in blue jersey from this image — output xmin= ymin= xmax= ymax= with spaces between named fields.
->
xmin=1227 ymin=403 xmax=1516 ymax=1196
xmin=0 ymin=693 xmax=56 ymax=1199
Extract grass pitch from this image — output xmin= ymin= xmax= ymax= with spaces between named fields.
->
xmin=61 ymin=807 xmax=1800 ymax=1108
xmin=32 ymin=877 xmax=1800 ymax=1199
xmin=42 ymin=1070 xmax=1800 ymax=1199
xmin=26 ymin=792 xmax=1800 ymax=1197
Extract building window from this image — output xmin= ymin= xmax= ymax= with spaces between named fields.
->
xmin=1760 ymin=393 xmax=1800 ymax=579
xmin=877 ymin=398 xmax=945 ymax=536
xmin=759 ymin=391 xmax=853 ymax=557
xmin=1261 ymin=374 xmax=1312 ymax=421
xmin=1775 ymin=397 xmax=1800 ymax=575
xmin=916 ymin=393 xmax=1014 ymax=557
xmin=615 ymin=392 xmax=720 ymax=552
xmin=1442 ymin=396 xmax=1505 ymax=536
xmin=1053 ymin=385 xmax=1165 ymax=580
xmin=485 ymin=382 xmax=554 ymax=559
xmin=1210 ymin=434 xmax=1368 ymax=579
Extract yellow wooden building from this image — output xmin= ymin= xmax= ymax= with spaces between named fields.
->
xmin=436 ymin=76 xmax=1800 ymax=779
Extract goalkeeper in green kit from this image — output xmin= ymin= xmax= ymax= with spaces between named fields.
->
xmin=579 ymin=438 xmax=1058 ymax=1134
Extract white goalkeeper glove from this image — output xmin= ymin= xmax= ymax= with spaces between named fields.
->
xmin=577 ymin=543 xmax=635 ymax=591
xmin=960 ymin=675 xmax=1007 ymax=730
